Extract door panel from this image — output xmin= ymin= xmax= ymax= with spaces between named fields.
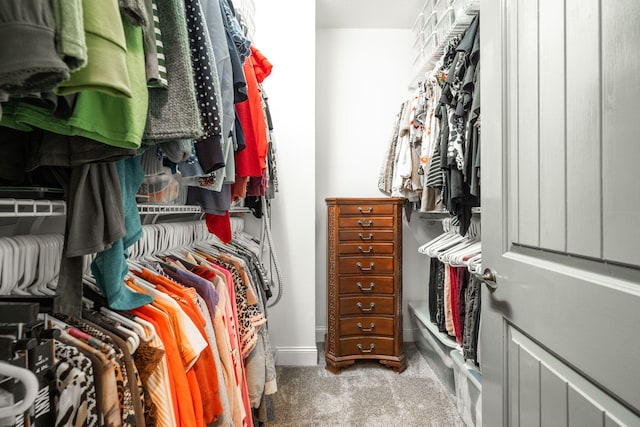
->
xmin=568 ymin=387 xmax=604 ymax=427
xmin=602 ymin=1 xmax=640 ymax=267
xmin=507 ymin=328 xmax=638 ymax=427
xmin=518 ymin=347 xmax=541 ymax=427
xmin=515 ymin=0 xmax=539 ymax=247
xmin=482 ymin=0 xmax=640 ymax=425
xmin=538 ymin=0 xmax=566 ymax=253
xmin=540 ymin=364 xmax=568 ymax=427
xmin=566 ymin=0 xmax=602 ymax=259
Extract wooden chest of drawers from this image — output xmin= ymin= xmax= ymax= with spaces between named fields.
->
xmin=325 ymin=197 xmax=406 ymax=373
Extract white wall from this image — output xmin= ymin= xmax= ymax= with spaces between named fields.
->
xmin=315 ymin=28 xmax=431 ymax=343
xmin=254 ymin=0 xmax=318 ymax=365
xmin=253 ymin=9 xmax=444 ymax=366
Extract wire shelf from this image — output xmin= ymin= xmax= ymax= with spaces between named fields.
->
xmin=137 ymin=204 xmax=202 ymax=215
xmin=0 ymin=199 xmax=66 ymax=217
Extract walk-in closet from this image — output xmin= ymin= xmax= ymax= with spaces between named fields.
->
xmin=1 ymin=0 xmax=640 ymax=426
xmin=0 ymin=0 xmax=283 ymax=425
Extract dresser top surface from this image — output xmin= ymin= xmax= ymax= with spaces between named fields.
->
xmin=326 ymin=197 xmax=404 ymax=205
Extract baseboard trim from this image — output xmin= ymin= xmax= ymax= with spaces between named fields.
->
xmin=316 ymin=327 xmax=327 ymax=344
xmin=316 ymin=326 xmax=417 ymax=343
xmin=273 ymin=346 xmax=318 ymax=366
xmin=403 ymin=326 xmax=416 ymax=342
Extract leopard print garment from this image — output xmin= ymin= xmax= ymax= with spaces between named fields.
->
xmin=54 ymin=341 xmax=99 ymax=427
xmin=55 ymin=361 xmax=89 ymax=427
xmin=212 ymin=260 xmax=259 ymax=358
xmin=82 ymin=309 xmax=148 ymax=427
xmin=55 ymin=314 xmax=137 ymax=427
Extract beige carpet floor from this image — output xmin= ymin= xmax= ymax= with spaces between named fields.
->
xmin=264 ymin=343 xmax=465 ymax=427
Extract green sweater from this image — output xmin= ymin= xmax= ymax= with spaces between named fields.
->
xmin=0 ymin=17 xmax=148 ymax=149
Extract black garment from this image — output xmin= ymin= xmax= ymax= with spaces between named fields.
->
xmin=226 ymin=27 xmax=248 ymax=104
xmin=435 ymin=260 xmax=446 ymax=333
xmin=244 ymin=196 xmax=263 ymax=218
xmin=185 ymin=0 xmax=224 ymax=173
xmin=463 ymin=275 xmax=481 ymax=364
xmin=428 ymin=257 xmax=439 ymax=323
xmin=233 ymin=113 xmax=246 ymax=152
xmin=432 ymin=21 xmax=481 ymax=235
xmin=19 ymin=92 xmax=77 ymax=119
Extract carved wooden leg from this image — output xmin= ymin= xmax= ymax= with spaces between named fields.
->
xmin=325 ymin=357 xmax=355 ymax=375
xmin=379 ymin=354 xmax=407 ymax=373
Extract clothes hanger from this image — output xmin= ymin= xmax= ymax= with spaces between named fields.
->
xmin=82 ymin=298 xmax=141 ymax=352
xmin=466 ymin=253 xmax=483 ymax=273
xmin=419 ymin=217 xmax=464 ymax=254
xmin=0 ymin=239 xmax=15 ymax=294
xmin=437 ymin=239 xmax=471 ymax=264
xmin=129 ymin=315 xmax=157 ymax=342
xmin=189 ymin=250 xmax=213 ymax=266
xmin=193 ymin=241 xmax=222 ymax=257
xmin=426 ymin=232 xmax=467 ymax=258
xmin=40 ymin=234 xmax=60 ymax=296
xmin=418 ymin=230 xmax=456 ymax=254
xmin=99 ymin=307 xmax=151 ymax=343
xmin=6 ymin=236 xmax=28 ymax=296
xmin=28 ymin=235 xmax=50 ymax=296
xmin=115 ymin=322 xmax=140 ymax=353
xmin=443 ymin=241 xmax=481 ymax=267
xmin=0 ymin=362 xmax=39 ymax=419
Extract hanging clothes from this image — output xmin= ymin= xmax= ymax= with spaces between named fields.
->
xmin=380 ymin=15 xmax=480 ymax=232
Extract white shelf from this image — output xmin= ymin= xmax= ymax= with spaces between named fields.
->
xmin=419 ymin=210 xmax=452 ymax=221
xmin=137 ymin=204 xmax=202 ymax=215
xmin=409 ymin=300 xmax=461 ymax=350
xmin=409 ymin=1 xmax=477 ymax=89
xmin=0 ymin=199 xmax=66 ymax=217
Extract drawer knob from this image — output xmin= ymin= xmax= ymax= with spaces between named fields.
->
xmin=358 ymin=207 xmax=373 ymax=214
xmin=356 ymin=302 xmax=376 ymax=312
xmin=357 ymin=322 xmax=376 ymax=332
xmin=356 ymin=262 xmax=375 ymax=271
xmin=357 ymin=343 xmax=376 ymax=353
xmin=357 ymin=219 xmax=374 ymax=227
xmin=358 ymin=233 xmax=374 ymax=241
xmin=358 ymin=245 xmax=374 ymax=254
xmin=356 ymin=282 xmax=375 ymax=291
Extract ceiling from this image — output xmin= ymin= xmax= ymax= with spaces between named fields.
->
xmin=316 ymin=0 xmax=425 ymax=29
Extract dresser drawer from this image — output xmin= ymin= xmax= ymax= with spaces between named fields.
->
xmin=338 ymin=229 xmax=395 ymax=242
xmin=339 ymin=316 xmax=395 ymax=337
xmin=339 ymin=204 xmax=396 ymax=216
xmin=326 ymin=198 xmax=405 ymax=373
xmin=339 ymin=296 xmax=395 ymax=315
xmin=338 ymin=242 xmax=394 ymax=256
xmin=338 ymin=216 xmax=394 ymax=229
xmin=338 ymin=276 xmax=394 ymax=294
xmin=338 ymin=256 xmax=394 ymax=275
xmin=339 ymin=337 xmax=395 ymax=356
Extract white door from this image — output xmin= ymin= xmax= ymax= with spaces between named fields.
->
xmin=481 ymin=0 xmax=640 ymax=425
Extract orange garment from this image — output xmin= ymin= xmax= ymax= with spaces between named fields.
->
xmin=185 ymin=368 xmax=204 ymax=427
xmin=129 ymin=277 xmax=207 ymax=426
xmin=140 ymin=270 xmax=224 ymax=423
xmin=131 ymin=302 xmax=196 ymax=427
xmin=137 ymin=323 xmax=177 ymax=427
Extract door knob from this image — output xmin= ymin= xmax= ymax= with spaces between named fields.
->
xmin=478 ymin=267 xmax=498 ymax=291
